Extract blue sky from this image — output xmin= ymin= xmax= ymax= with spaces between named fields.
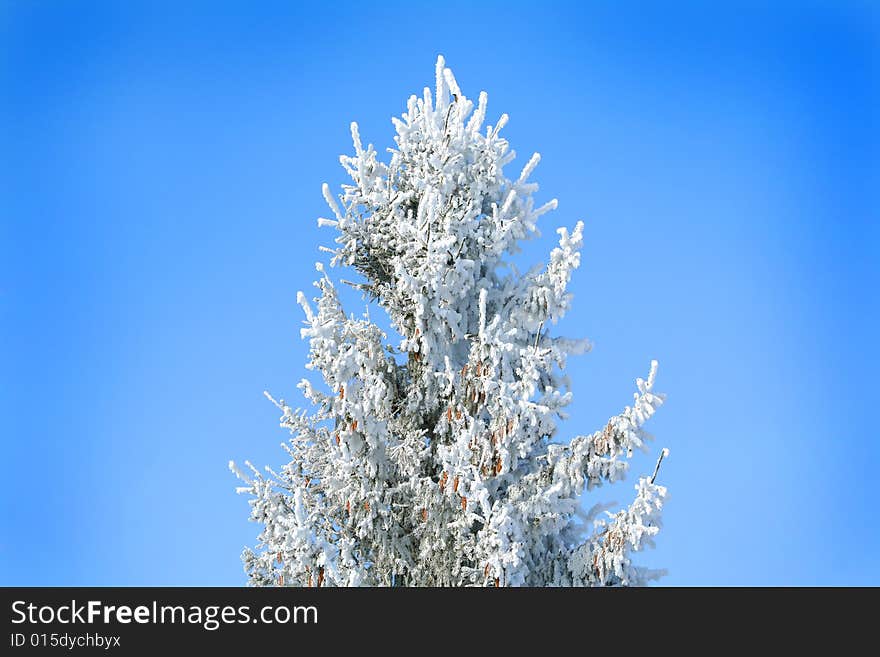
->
xmin=1 ymin=1 xmax=877 ymax=585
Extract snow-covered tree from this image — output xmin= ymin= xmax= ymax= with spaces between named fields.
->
xmin=231 ymin=56 xmax=669 ymax=587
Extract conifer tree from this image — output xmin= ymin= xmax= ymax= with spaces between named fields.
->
xmin=232 ymin=56 xmax=669 ymax=586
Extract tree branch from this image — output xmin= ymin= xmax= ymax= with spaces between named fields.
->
xmin=650 ymin=448 xmax=669 ymax=485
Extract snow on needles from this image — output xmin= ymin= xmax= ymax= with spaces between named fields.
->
xmin=231 ymin=56 xmax=670 ymax=587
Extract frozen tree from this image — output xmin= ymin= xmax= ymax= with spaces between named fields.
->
xmin=231 ymin=56 xmax=669 ymax=587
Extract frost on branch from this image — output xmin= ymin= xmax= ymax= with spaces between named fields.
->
xmin=232 ymin=56 xmax=670 ymax=587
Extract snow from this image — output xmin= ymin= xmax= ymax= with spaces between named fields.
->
xmin=232 ymin=56 xmax=669 ymax=587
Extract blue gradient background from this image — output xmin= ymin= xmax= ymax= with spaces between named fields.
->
xmin=1 ymin=1 xmax=877 ymax=585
